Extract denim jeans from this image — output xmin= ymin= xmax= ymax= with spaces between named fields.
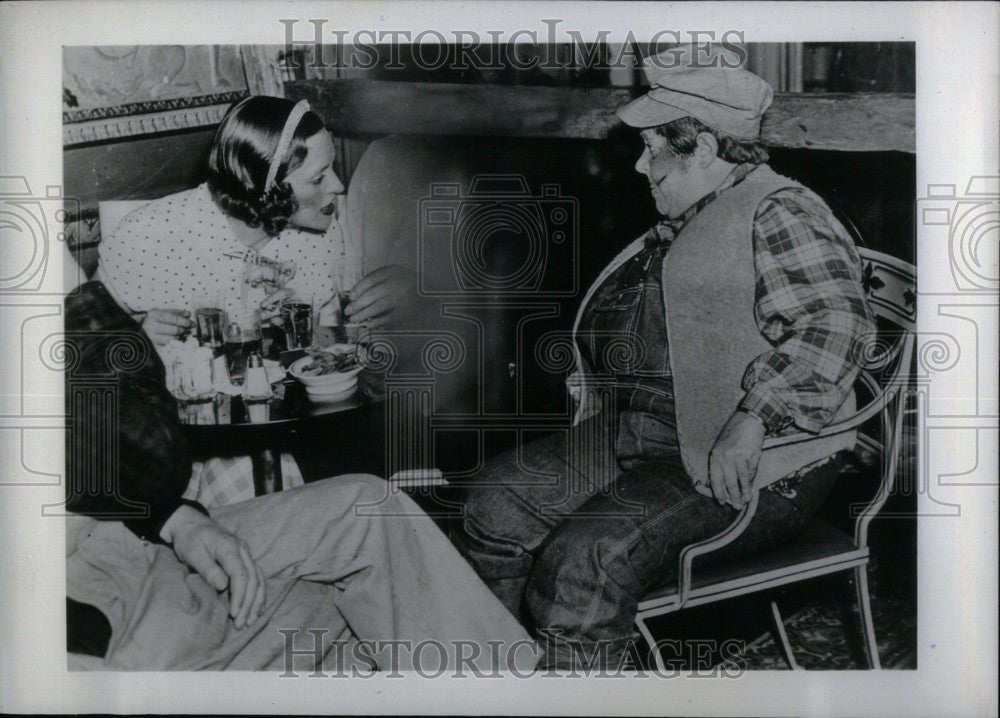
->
xmin=452 ymin=415 xmax=840 ymax=670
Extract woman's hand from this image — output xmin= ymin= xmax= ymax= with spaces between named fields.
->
xmin=141 ymin=308 xmax=194 ymax=345
xmin=259 ymin=288 xmax=295 ymax=323
xmin=160 ymin=505 xmax=266 ymax=630
xmin=344 ymin=265 xmax=419 ymax=329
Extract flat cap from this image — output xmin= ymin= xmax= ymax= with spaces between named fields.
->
xmin=617 ymin=45 xmax=773 ymax=139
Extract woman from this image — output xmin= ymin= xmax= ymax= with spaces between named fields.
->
xmin=98 ymin=95 xmax=414 ymax=346
xmin=98 ymin=96 xmax=419 ymax=503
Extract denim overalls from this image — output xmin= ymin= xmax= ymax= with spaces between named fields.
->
xmin=577 ymin=222 xmax=681 ymax=470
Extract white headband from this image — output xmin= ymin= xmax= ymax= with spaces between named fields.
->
xmin=262 ymin=100 xmax=311 ymax=196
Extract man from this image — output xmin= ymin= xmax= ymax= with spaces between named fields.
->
xmin=64 ymin=267 xmax=534 ymax=671
xmin=452 ymin=46 xmax=876 ymax=669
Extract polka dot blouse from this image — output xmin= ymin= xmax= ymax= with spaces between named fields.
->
xmin=97 ymin=183 xmax=363 ymax=323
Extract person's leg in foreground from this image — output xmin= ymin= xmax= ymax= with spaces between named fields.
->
xmin=68 ymin=474 xmax=537 ymax=673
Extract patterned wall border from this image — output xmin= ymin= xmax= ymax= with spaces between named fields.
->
xmin=63 ymin=92 xmax=248 ymax=146
xmin=63 ymin=90 xmax=248 ymax=123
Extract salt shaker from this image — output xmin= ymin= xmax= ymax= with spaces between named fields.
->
xmin=244 ymin=354 xmax=270 ymax=397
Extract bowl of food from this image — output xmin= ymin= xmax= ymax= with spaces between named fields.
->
xmin=289 ymin=344 xmax=363 ymax=389
xmin=304 ymin=381 xmax=359 ymax=404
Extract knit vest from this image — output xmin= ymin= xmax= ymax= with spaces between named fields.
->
xmin=661 ymin=165 xmax=856 ymax=493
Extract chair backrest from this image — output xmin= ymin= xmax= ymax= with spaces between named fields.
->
xmin=857 ymin=246 xmax=916 ymax=332
xmin=763 ymin=247 xmax=915 ymax=548
xmin=849 ymin=247 xmax=916 ymax=547
xmin=97 ymin=200 xmax=151 ymax=242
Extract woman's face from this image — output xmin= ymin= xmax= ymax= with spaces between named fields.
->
xmin=634 ymin=129 xmax=699 ymax=219
xmin=284 ymin=131 xmax=345 ymax=232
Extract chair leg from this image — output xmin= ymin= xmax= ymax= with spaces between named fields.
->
xmin=855 ymin=566 xmax=882 ymax=669
xmin=634 ymin=615 xmax=666 ymax=673
xmin=770 ymin=601 xmax=801 ymax=670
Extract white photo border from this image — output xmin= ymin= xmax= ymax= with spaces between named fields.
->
xmin=0 ymin=1 xmax=996 ymax=715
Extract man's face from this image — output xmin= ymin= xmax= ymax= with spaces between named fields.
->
xmin=285 ymin=131 xmax=345 ymax=232
xmin=634 ymin=129 xmax=703 ymax=219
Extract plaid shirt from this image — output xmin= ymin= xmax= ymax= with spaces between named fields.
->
xmin=648 ymin=163 xmax=875 ymax=435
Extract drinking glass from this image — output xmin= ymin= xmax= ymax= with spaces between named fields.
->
xmin=193 ymin=294 xmax=226 ymax=350
xmin=332 ymin=290 xmax=351 ymax=343
xmin=281 ymin=296 xmax=314 ymax=350
xmin=223 ymin=301 xmax=263 ymax=386
xmin=336 ymin=255 xmax=367 ymax=344
xmin=167 ymin=350 xmax=217 ymax=424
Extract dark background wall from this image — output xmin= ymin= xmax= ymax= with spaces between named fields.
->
xmin=63 ymin=130 xmax=915 ymax=276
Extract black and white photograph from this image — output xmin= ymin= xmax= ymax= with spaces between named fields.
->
xmin=0 ymin=2 xmax=997 ymax=715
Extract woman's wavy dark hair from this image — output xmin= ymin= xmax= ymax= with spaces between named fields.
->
xmin=654 ymin=116 xmax=769 ymax=165
xmin=207 ymin=96 xmax=326 ymax=236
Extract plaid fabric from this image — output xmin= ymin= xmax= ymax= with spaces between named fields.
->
xmin=738 ymin=185 xmax=876 ymax=433
xmin=643 ymin=163 xmax=874 ymax=435
xmin=184 ymin=454 xmax=305 ymax=510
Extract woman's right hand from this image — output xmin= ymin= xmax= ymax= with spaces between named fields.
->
xmin=259 ymin=288 xmax=295 ymax=323
xmin=141 ymin=308 xmax=194 ymax=345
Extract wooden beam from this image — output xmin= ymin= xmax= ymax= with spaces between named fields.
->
xmin=286 ymin=79 xmax=914 ymax=153
xmin=240 ymin=45 xmax=286 ymax=98
xmin=763 ymin=93 xmax=915 ymax=153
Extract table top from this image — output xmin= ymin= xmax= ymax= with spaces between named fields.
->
xmin=179 ymin=372 xmax=385 ymax=456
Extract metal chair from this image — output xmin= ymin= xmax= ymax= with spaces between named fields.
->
xmin=634 ymin=247 xmax=916 ymax=671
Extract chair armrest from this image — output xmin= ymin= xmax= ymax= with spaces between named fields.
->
xmin=677 ymin=489 xmax=760 ymax=607
xmin=761 ymin=371 xmax=903 ymax=451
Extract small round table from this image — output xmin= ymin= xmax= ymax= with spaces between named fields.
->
xmin=179 ymin=374 xmax=386 ymax=495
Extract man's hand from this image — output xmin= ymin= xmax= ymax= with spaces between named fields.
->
xmin=708 ymin=410 xmax=766 ymax=509
xmin=141 ymin=308 xmax=193 ymax=345
xmin=344 ymin=265 xmax=419 ymax=329
xmin=159 ymin=505 xmax=266 ymax=630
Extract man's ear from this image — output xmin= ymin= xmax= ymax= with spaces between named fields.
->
xmin=694 ymin=132 xmax=720 ymax=167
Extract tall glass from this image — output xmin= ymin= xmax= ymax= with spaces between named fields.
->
xmin=223 ymin=302 xmax=262 ymax=386
xmin=193 ymin=294 xmax=226 ymax=350
xmin=281 ymin=296 xmax=314 ymax=350
xmin=332 ymin=290 xmax=351 ymax=343
xmin=167 ymin=349 xmax=217 ymax=425
xmin=337 ymin=256 xmax=365 ymax=344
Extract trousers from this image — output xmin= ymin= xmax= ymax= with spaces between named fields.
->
xmin=67 ymin=474 xmax=535 ymax=672
xmin=452 ymin=416 xmax=840 ymax=669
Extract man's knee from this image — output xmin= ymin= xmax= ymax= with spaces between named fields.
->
xmin=528 ymin=524 xmax=600 ymax=595
xmin=525 ymin=522 xmax=640 ymax=629
xmin=459 ymin=484 xmax=537 ymax=551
